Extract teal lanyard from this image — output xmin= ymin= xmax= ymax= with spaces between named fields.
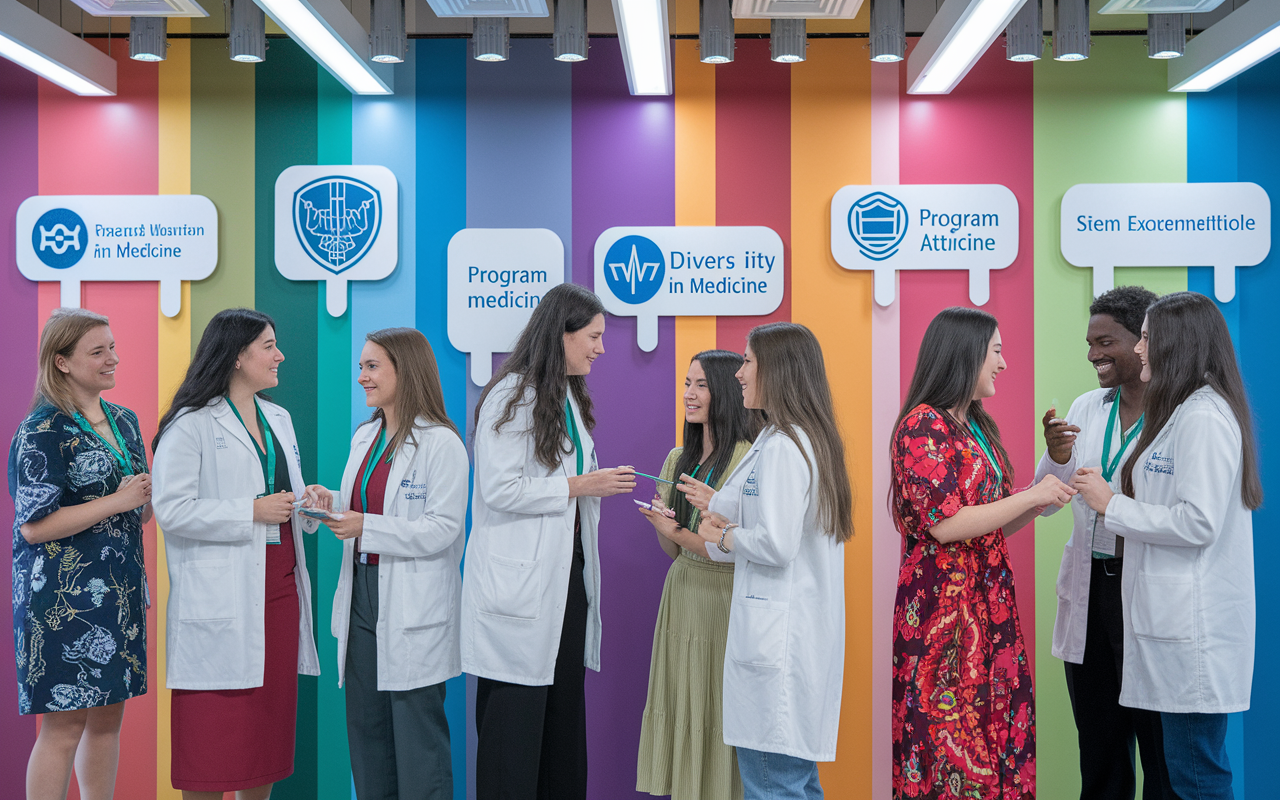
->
xmin=229 ymin=398 xmax=276 ymax=495
xmin=967 ymin=421 xmax=1003 ymax=489
xmin=1101 ymin=392 xmax=1144 ymax=482
xmin=565 ymin=398 xmax=583 ymax=476
xmin=360 ymin=428 xmax=394 ymax=512
xmin=72 ymin=399 xmax=135 ymax=477
xmin=685 ymin=462 xmax=715 ymax=530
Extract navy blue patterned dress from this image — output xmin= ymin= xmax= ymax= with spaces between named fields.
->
xmin=8 ymin=401 xmax=149 ymax=714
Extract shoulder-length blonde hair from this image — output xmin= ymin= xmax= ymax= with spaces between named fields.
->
xmin=31 ymin=308 xmax=111 ymax=416
xmin=363 ymin=327 xmax=459 ymax=453
xmin=748 ymin=322 xmax=855 ymax=542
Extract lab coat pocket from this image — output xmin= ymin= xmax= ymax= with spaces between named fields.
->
xmin=478 ymin=555 xmax=541 ymax=621
xmin=178 ymin=559 xmax=236 ymax=622
xmin=401 ymin=571 xmax=453 ymax=631
xmin=729 ymin=599 xmax=788 ymax=668
xmin=1131 ymin=573 xmax=1194 ymax=643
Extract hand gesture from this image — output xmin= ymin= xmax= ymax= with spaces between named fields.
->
xmin=328 ymin=510 xmax=364 ymax=540
xmin=1070 ymin=467 xmax=1114 ymax=514
xmin=253 ymin=491 xmax=296 ymax=524
xmin=1041 ymin=408 xmax=1080 ymax=466
xmin=676 ymin=473 xmax=716 ymax=512
xmin=113 ymin=473 xmax=152 ymax=513
xmin=695 ymin=511 xmax=735 ymax=546
xmin=1025 ymin=474 xmax=1076 ymax=511
xmin=300 ymin=485 xmax=334 ymax=512
xmin=637 ymin=504 xmax=680 ymax=541
xmin=569 ymin=467 xmax=637 ymax=498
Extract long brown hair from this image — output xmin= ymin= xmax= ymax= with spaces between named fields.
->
xmin=476 ymin=283 xmax=603 ymax=471
xmin=31 ymin=307 xmax=111 ymax=416
xmin=364 ymin=327 xmax=459 ymax=452
xmin=748 ymin=322 xmax=854 ymax=542
xmin=1120 ymin=292 xmax=1261 ymax=509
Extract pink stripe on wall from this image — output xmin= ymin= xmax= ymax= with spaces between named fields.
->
xmin=897 ymin=46 xmax=1038 ymax=666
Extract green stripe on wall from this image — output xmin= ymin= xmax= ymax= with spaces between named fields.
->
xmin=254 ymin=40 xmax=321 ymax=800
xmin=1033 ymin=37 xmax=1188 ymax=800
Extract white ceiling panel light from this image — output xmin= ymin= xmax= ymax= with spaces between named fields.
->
xmin=425 ymin=0 xmax=548 ymax=16
xmin=1171 ymin=0 xmax=1280 ymax=91
xmin=66 ymin=0 xmax=209 ymax=17
xmin=908 ymin=0 xmax=1030 ymax=93
xmin=611 ymin=0 xmax=672 ymax=95
xmin=733 ymin=0 xmax=863 ymax=18
xmin=0 ymin=0 xmax=116 ymax=95
xmin=1098 ymin=0 xmax=1224 ymax=14
xmin=252 ymin=0 xmax=391 ymax=94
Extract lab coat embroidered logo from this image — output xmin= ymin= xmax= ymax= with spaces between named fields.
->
xmin=603 ymin=235 xmax=665 ymax=304
xmin=32 ymin=208 xmax=88 ymax=269
xmin=848 ymin=191 xmax=909 ymax=261
xmin=1144 ymin=451 xmax=1174 ymax=475
xmin=292 ymin=176 xmax=382 ymax=274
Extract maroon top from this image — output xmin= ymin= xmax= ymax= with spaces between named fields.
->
xmin=352 ymin=438 xmax=393 ymax=565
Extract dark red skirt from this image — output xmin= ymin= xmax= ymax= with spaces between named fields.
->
xmin=171 ymin=523 xmax=300 ymax=792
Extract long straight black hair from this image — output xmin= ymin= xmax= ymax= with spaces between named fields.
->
xmin=153 ymin=308 xmax=275 ymax=451
xmin=666 ymin=350 xmax=763 ymax=525
xmin=891 ymin=307 xmax=1012 ymax=525
xmin=476 ymin=283 xmax=604 ymax=471
xmin=1120 ymin=291 xmax=1262 ymax=509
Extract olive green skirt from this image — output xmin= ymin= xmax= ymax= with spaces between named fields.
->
xmin=636 ymin=550 xmax=742 ymax=800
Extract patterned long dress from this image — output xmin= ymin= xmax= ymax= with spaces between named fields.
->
xmin=8 ymin=402 xmax=149 ymax=714
xmin=891 ymin=404 xmax=1035 ymax=800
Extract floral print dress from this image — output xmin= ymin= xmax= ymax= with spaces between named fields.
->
xmin=891 ymin=404 xmax=1035 ymax=800
xmin=8 ymin=402 xmax=149 ymax=714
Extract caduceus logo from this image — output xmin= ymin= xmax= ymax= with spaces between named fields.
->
xmin=293 ymin=176 xmax=382 ymax=274
xmin=603 ymin=235 xmax=664 ymax=305
xmin=848 ymin=191 xmax=908 ymax=261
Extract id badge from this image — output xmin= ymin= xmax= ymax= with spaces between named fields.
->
xmin=1090 ymin=510 xmax=1116 ymax=558
xmin=259 ymin=492 xmax=282 ymax=545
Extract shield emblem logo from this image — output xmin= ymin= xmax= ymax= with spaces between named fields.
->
xmin=848 ymin=191 xmax=908 ymax=261
xmin=292 ymin=176 xmax=382 ymax=274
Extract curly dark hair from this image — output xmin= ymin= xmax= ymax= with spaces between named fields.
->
xmin=1089 ymin=285 xmax=1158 ymax=338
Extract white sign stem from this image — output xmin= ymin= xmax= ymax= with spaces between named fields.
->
xmin=1214 ymin=264 xmax=1236 ymax=302
xmin=326 ymin=277 xmax=349 ymax=316
xmin=637 ymin=314 xmax=659 ymax=353
xmin=160 ymin=279 xmax=182 ymax=318
xmin=471 ymin=351 xmax=493 ymax=386
xmin=60 ymin=278 xmax=80 ymax=310
xmin=1093 ymin=264 xmax=1115 ymax=300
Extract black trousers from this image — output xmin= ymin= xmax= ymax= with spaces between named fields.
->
xmin=346 ymin=562 xmax=453 ymax=800
xmin=1064 ymin=558 xmax=1175 ymax=800
xmin=474 ymin=542 xmax=589 ymax=800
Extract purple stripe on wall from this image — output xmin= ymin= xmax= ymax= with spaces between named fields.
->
xmin=570 ymin=40 xmax=676 ymax=799
xmin=0 ymin=59 xmax=41 ymax=794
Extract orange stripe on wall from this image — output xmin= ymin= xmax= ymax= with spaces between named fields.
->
xmin=789 ymin=40 xmax=875 ymax=794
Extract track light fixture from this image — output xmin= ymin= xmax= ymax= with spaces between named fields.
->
xmin=129 ymin=16 xmax=167 ymax=62
xmin=554 ymin=0 xmax=588 ymax=62
xmin=1148 ymin=13 xmax=1185 ymax=59
xmin=1005 ymin=0 xmax=1042 ymax=61
xmin=770 ymin=18 xmax=806 ymax=63
xmin=473 ymin=17 xmax=509 ymax=62
xmin=1053 ymin=0 xmax=1089 ymax=61
xmin=370 ymin=0 xmax=406 ymax=63
xmin=229 ymin=0 xmax=266 ymax=63
xmin=699 ymin=0 xmax=734 ymax=63
xmin=870 ymin=0 xmax=905 ymax=62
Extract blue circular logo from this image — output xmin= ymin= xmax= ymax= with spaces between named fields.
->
xmin=32 ymin=208 xmax=88 ymax=269
xmin=848 ymin=191 xmax=908 ymax=261
xmin=603 ymin=235 xmax=664 ymax=305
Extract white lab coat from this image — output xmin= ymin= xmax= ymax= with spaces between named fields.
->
xmin=152 ymin=397 xmax=321 ymax=690
xmin=707 ymin=426 xmax=846 ymax=763
xmin=329 ymin=418 xmax=468 ymax=691
xmin=1102 ymin=386 xmax=1254 ymax=714
xmin=460 ymin=374 xmax=602 ymax=686
xmin=1035 ymin=387 xmax=1143 ymax=664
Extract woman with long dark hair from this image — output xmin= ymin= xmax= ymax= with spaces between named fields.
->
xmin=1071 ymin=292 xmax=1259 ymax=800
xmin=675 ymin=322 xmax=852 ymax=799
xmin=460 ymin=283 xmax=636 ymax=800
xmin=890 ymin=307 xmax=1073 ymax=800
xmin=151 ymin=308 xmax=320 ymax=800
xmin=9 ymin=308 xmax=152 ymax=800
xmin=303 ymin=327 xmax=468 ymax=800
xmin=635 ymin=350 xmax=761 ymax=800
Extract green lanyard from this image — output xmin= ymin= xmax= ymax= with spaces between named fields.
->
xmin=72 ymin=399 xmax=135 ymax=477
xmin=360 ymin=428 xmax=394 ymax=512
xmin=228 ymin=398 xmax=276 ymax=496
xmin=685 ymin=462 xmax=715 ymax=531
xmin=565 ymin=398 xmax=583 ymax=476
xmin=1101 ymin=392 xmax=1145 ymax=482
xmin=967 ymin=421 xmax=1003 ymax=489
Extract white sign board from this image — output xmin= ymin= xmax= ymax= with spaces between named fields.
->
xmin=831 ymin=184 xmax=1020 ymax=307
xmin=447 ymin=228 xmax=566 ymax=385
xmin=593 ymin=226 xmax=785 ymax=352
xmin=274 ymin=165 xmax=399 ymax=316
xmin=1060 ymin=182 xmax=1271 ymax=301
xmin=16 ymin=195 xmax=217 ymax=316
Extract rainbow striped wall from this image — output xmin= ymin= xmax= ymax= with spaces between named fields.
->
xmin=1 ymin=33 xmax=1277 ymax=800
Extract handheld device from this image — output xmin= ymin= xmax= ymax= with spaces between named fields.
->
xmin=298 ymin=507 xmax=340 ymax=520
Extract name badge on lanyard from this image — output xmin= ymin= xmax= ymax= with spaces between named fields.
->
xmin=1091 ymin=394 xmax=1144 ymax=558
xmin=229 ymin=398 xmax=282 ymax=544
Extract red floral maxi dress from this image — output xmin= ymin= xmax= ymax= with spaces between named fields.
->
xmin=891 ymin=404 xmax=1035 ymax=800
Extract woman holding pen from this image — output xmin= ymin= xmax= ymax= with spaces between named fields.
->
xmin=152 ymin=308 xmax=320 ymax=800
xmin=302 ymin=327 xmax=468 ymax=800
xmin=461 ymin=282 xmax=636 ymax=800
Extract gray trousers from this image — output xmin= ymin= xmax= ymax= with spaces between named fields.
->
xmin=346 ymin=562 xmax=452 ymax=800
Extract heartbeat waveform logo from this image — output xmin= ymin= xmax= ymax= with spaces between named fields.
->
xmin=32 ymin=208 xmax=88 ymax=269
xmin=849 ymin=191 xmax=908 ymax=261
xmin=293 ymin=176 xmax=382 ymax=274
xmin=603 ymin=235 xmax=664 ymax=305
